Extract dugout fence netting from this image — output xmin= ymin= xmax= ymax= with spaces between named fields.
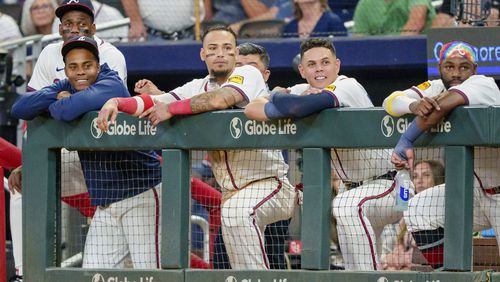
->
xmin=54 ymin=145 xmax=500 ymax=272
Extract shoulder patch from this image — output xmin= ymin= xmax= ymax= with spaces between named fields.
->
xmin=228 ymin=75 xmax=244 ymax=85
xmin=324 ymin=84 xmax=336 ymax=92
xmin=417 ymin=81 xmax=431 ymax=91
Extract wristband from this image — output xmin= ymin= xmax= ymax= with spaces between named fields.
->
xmin=168 ymin=99 xmax=193 ymax=115
xmin=117 ymin=94 xmax=155 ymax=116
xmin=394 ymin=120 xmax=423 ymax=160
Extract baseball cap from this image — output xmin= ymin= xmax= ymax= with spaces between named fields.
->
xmin=55 ymin=0 xmax=95 ymax=20
xmin=62 ymin=36 xmax=99 ymax=62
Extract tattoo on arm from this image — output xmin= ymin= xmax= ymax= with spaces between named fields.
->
xmin=190 ymin=88 xmax=243 ymax=113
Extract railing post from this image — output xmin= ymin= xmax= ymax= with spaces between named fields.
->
xmin=301 ymin=148 xmax=331 ymax=270
xmin=444 ymin=146 xmax=474 ymax=271
xmin=162 ymin=149 xmax=190 ymax=269
xmin=24 ymin=147 xmax=58 ymax=281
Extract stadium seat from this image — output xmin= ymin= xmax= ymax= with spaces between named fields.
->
xmin=238 ymin=20 xmax=285 ymax=39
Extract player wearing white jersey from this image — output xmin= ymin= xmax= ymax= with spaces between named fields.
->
xmin=97 ymin=26 xmax=297 ymax=270
xmin=246 ymin=38 xmax=400 ymax=271
xmin=8 ymin=0 xmax=127 ymax=279
xmin=385 ymin=40 xmax=500 ymax=269
xmin=28 ymin=35 xmax=126 ymax=91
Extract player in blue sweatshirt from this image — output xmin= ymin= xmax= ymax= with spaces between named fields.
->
xmin=11 ymin=36 xmax=162 ymax=269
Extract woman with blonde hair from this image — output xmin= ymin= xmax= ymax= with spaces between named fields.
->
xmin=282 ymin=0 xmax=346 ymax=38
xmin=21 ymin=0 xmax=58 ymax=35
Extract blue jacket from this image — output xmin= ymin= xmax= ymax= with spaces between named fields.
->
xmin=12 ymin=63 xmax=161 ymax=206
xmin=283 ymin=11 xmax=347 ymax=38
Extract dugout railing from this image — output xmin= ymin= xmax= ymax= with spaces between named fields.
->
xmin=23 ymin=107 xmax=500 ymax=282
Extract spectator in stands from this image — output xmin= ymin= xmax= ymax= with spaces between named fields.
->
xmin=432 ymin=0 xmax=499 ymax=27
xmin=53 ymin=1 xmax=129 ymax=42
xmin=387 ymin=40 xmax=500 ymax=270
xmin=205 ymin=0 xmax=274 ymax=25
xmin=282 ymin=0 xmax=347 ymax=38
xmin=352 ymin=0 xmax=435 ymax=36
xmin=0 ymin=11 xmax=22 ymax=41
xmin=381 ymin=160 xmax=445 ymax=270
xmin=20 ymin=0 xmax=57 ymax=36
xmin=121 ymin=0 xmax=204 ymax=41
xmin=228 ymin=0 xmax=294 ymax=35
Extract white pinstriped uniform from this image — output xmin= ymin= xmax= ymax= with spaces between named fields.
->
xmin=398 ymin=76 xmax=500 ymax=255
xmin=156 ymin=65 xmax=297 ymax=269
xmin=294 ymin=75 xmax=403 ymax=271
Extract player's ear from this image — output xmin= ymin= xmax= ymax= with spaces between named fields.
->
xmin=472 ymin=63 xmax=478 ymax=74
xmin=90 ymin=23 xmax=97 ymax=36
xmin=298 ymin=64 xmax=306 ymax=79
xmin=200 ymin=48 xmax=206 ymax=62
xmin=263 ymin=69 xmax=270 ymax=82
xmin=335 ymin=58 xmax=341 ymax=74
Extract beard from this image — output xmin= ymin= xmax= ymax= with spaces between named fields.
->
xmin=440 ymin=74 xmax=452 ymax=90
xmin=211 ymin=68 xmax=231 ymax=80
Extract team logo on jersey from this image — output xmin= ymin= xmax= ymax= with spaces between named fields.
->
xmin=229 ymin=117 xmax=243 ymax=139
xmin=228 ymin=75 xmax=244 ymax=84
xmin=91 ymin=118 xmax=104 ymax=138
xmin=417 ymin=81 xmax=431 ymax=91
xmin=381 ymin=115 xmax=395 ymax=137
xmin=324 ymin=84 xmax=336 ymax=92
xmin=91 ymin=273 xmax=105 ymax=282
xmin=376 ymin=277 xmax=389 ymax=282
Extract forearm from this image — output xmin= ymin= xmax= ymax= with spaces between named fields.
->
xmin=415 ymin=91 xmax=465 ymax=131
xmin=271 ymin=91 xmax=337 ymax=118
xmin=11 ymin=90 xmax=58 ymax=120
xmin=190 ymin=87 xmax=243 ymax=113
xmin=121 ymin=0 xmax=143 ymax=24
xmin=244 ymin=96 xmax=270 ymax=121
xmin=401 ymin=5 xmax=428 ymax=34
xmin=241 ymin=0 xmax=271 ymax=18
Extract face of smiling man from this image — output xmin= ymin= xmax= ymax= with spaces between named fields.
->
xmin=298 ymin=46 xmax=340 ymax=89
xmin=64 ymin=48 xmax=100 ymax=91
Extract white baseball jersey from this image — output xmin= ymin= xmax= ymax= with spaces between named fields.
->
xmin=158 ymin=65 xmax=288 ymax=191
xmin=406 ymin=75 xmax=500 ymax=189
xmin=51 ymin=1 xmax=129 ymax=42
xmin=28 ymin=35 xmax=127 ymax=91
xmin=291 ymin=76 xmax=393 ymax=182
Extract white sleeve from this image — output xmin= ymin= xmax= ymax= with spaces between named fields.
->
xmin=449 ymin=75 xmax=500 ymax=106
xmin=28 ymin=47 xmax=53 ymax=91
xmin=221 ymin=65 xmax=267 ymax=108
xmin=324 ymin=78 xmax=373 ymax=108
xmin=100 ymin=46 xmax=127 ymax=85
xmin=154 ymin=92 xmax=182 ymax=104
xmin=167 ymin=79 xmax=205 ymax=100
xmin=382 ymin=91 xmax=417 ymax=117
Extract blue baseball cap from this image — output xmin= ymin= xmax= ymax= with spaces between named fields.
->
xmin=62 ymin=36 xmax=99 ymax=62
xmin=56 ymin=0 xmax=95 ymax=21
